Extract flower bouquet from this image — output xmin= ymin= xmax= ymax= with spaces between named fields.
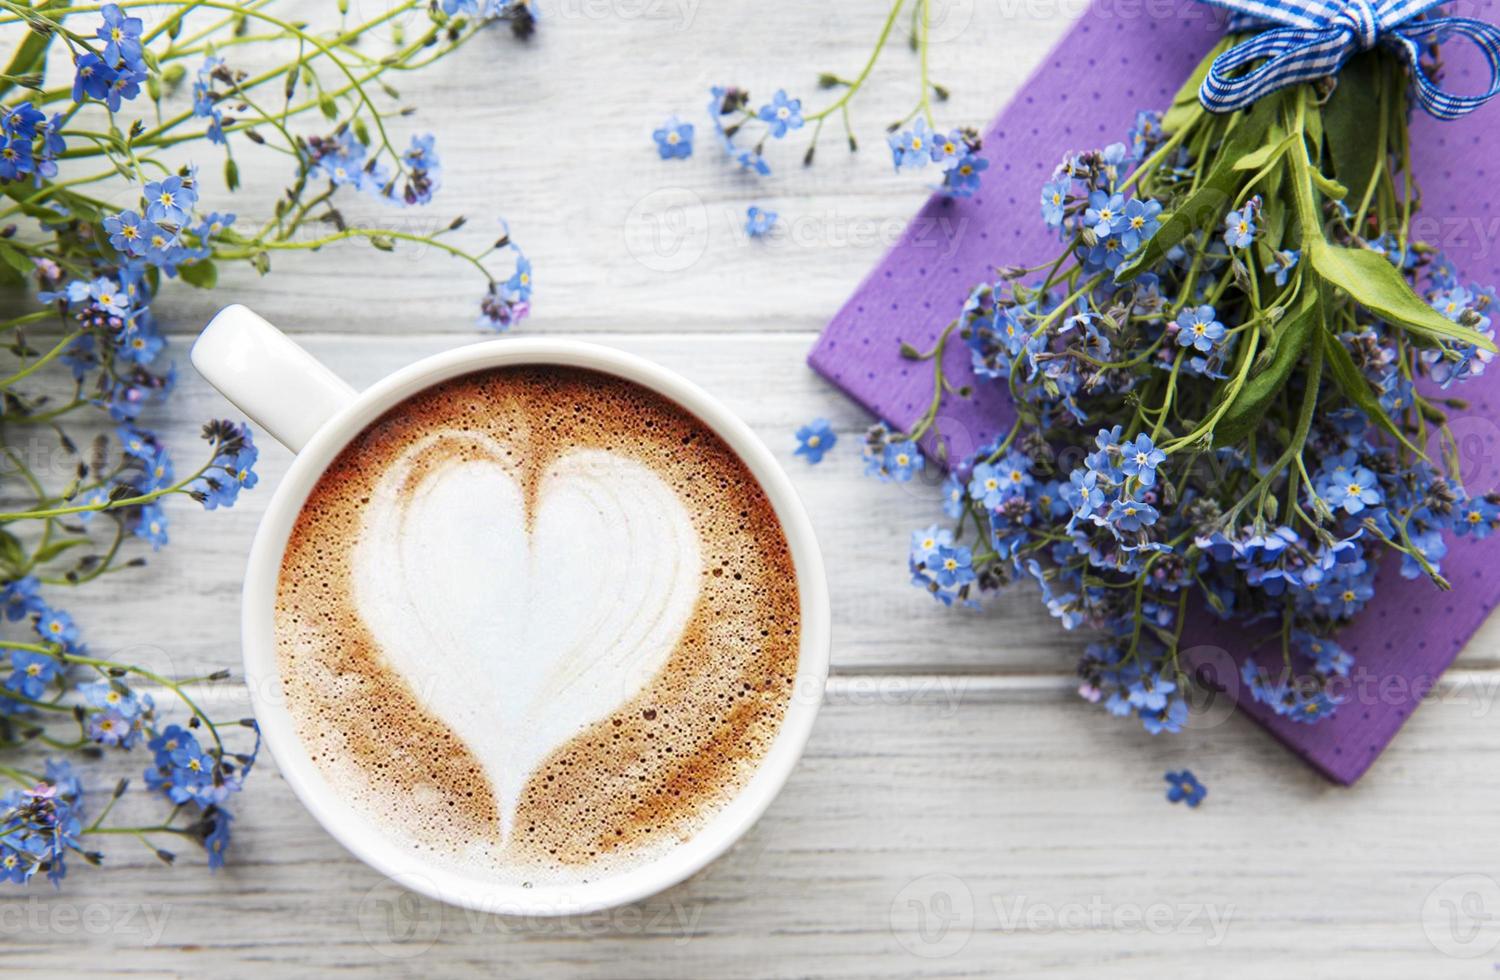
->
xmin=862 ymin=2 xmax=1500 ymax=735
xmin=0 ymin=0 xmax=533 ymax=887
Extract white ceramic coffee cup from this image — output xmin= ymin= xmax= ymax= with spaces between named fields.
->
xmin=190 ymin=305 xmax=830 ymax=915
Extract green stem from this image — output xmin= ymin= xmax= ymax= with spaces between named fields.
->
xmin=806 ymin=0 xmax=906 ymax=123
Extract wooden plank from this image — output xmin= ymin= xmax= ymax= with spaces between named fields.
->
xmin=5 ymin=680 xmax=1498 ymax=976
xmin=120 ymin=0 xmax=1079 ymax=335
xmin=6 ymin=3 xmax=1500 ymax=977
xmin=30 ymin=331 xmax=1500 ymax=676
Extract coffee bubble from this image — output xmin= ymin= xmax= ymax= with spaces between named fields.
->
xmin=274 ymin=366 xmax=801 ymax=887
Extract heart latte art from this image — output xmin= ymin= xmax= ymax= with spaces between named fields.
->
xmin=274 ymin=367 xmax=799 ymax=885
xmin=353 ymin=439 xmax=702 ymax=838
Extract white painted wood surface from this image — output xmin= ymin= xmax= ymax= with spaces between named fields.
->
xmin=7 ymin=2 xmax=1500 ymax=976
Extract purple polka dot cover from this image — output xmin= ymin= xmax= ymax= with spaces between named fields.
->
xmin=808 ymin=1 xmax=1500 ymax=784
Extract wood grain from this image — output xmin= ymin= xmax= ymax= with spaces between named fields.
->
xmin=6 ymin=678 xmax=1500 ymax=977
xmin=4 ymin=0 xmax=1499 ymax=976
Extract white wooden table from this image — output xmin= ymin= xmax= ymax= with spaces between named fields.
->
xmin=9 ymin=2 xmax=1500 ymax=976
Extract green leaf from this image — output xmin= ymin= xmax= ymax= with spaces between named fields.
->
xmin=178 ymin=259 xmax=218 ymax=289
xmin=1211 ymin=290 xmax=1319 ymax=448
xmin=1232 ymin=132 xmax=1294 ymax=172
xmin=1304 ymin=91 xmax=1324 ymax=157
xmin=1115 ymin=96 xmax=1281 ymax=283
xmin=1322 ymin=51 xmax=1383 ymax=211
xmin=0 ymin=530 xmax=26 ymax=573
xmin=1309 ymin=241 xmax=1498 ymax=351
xmin=0 ymin=241 xmax=35 ymax=278
xmin=1163 ymin=38 xmax=1232 ymax=134
xmin=1320 ymin=320 xmax=1426 ymax=458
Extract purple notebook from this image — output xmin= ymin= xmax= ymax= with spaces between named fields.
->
xmin=809 ymin=2 xmax=1500 ymax=784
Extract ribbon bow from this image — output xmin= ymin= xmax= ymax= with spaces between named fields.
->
xmin=1196 ymin=0 xmax=1500 ymax=119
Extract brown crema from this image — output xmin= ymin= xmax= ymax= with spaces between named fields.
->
xmin=273 ymin=365 xmax=800 ymax=884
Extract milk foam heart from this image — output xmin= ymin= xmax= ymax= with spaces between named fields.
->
xmin=351 ymin=432 xmax=702 ymax=839
xmin=274 ymin=365 xmax=801 ymax=884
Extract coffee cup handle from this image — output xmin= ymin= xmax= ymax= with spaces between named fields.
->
xmin=190 ymin=305 xmax=359 ymax=454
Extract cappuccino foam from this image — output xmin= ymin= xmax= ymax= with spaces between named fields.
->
xmin=273 ymin=366 xmax=800 ymax=886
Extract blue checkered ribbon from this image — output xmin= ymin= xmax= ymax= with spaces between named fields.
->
xmin=1196 ymin=0 xmax=1500 ymax=119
